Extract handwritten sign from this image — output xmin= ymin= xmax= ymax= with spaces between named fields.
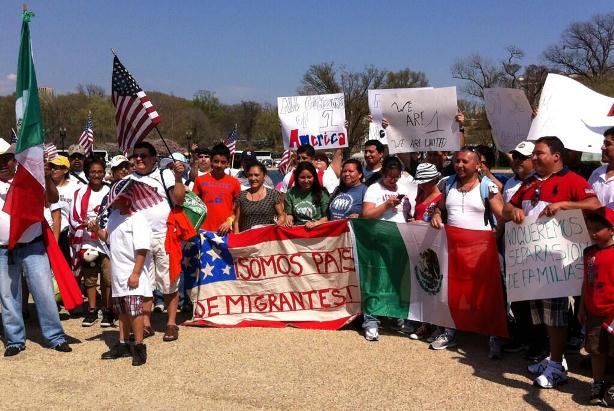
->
xmin=380 ymin=87 xmax=458 ymax=153
xmin=368 ymin=88 xmax=432 ymax=145
xmin=505 ymin=209 xmax=592 ymax=302
xmin=528 ymin=73 xmax=614 ymax=153
xmin=484 ymin=88 xmax=532 ymax=153
xmin=277 ymin=93 xmax=347 ymax=150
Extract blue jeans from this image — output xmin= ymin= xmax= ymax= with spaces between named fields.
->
xmin=362 ymin=315 xmax=381 ymax=329
xmin=0 ymin=239 xmax=66 ymax=348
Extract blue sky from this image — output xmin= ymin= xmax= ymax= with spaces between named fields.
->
xmin=0 ymin=1 xmax=610 ymax=103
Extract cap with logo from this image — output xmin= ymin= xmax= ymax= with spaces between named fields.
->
xmin=68 ymin=144 xmax=85 ymax=156
xmin=110 ymin=155 xmax=131 ymax=169
xmin=509 ymin=141 xmax=535 ymax=157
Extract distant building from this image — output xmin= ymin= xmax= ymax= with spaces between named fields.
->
xmin=38 ymin=87 xmax=54 ymax=100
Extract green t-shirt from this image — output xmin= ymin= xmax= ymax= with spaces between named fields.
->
xmin=284 ymin=187 xmax=330 ymax=225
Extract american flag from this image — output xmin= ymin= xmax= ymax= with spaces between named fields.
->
xmin=44 ymin=142 xmax=58 ymax=161
xmin=9 ymin=128 xmax=17 ymax=144
xmin=78 ymin=112 xmax=94 ymax=156
xmin=278 ymin=149 xmax=292 ymax=174
xmin=111 ymin=55 xmax=160 ymax=153
xmin=224 ymin=124 xmax=238 ymax=155
xmin=106 ymin=178 xmax=165 ymax=216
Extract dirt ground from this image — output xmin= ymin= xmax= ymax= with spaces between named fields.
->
xmin=0 ymin=309 xmax=595 ymax=410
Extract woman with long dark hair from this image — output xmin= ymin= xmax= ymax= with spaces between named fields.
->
xmin=284 ymin=161 xmax=329 ymax=229
xmin=328 ymin=159 xmax=367 ymax=220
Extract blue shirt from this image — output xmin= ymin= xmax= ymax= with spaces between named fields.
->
xmin=328 ymin=184 xmax=368 ymax=220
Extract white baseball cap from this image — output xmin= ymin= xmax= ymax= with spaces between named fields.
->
xmin=509 ymin=141 xmax=535 ymax=157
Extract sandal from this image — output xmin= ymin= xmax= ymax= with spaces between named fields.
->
xmin=143 ymin=327 xmax=155 ymax=339
xmin=163 ymin=325 xmax=179 ymax=342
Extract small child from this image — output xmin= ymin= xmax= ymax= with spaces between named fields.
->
xmin=93 ymin=191 xmax=152 ymax=366
xmin=579 ymin=207 xmax=614 ymax=405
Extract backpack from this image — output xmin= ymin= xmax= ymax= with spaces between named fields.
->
xmin=443 ymin=174 xmax=497 ymax=229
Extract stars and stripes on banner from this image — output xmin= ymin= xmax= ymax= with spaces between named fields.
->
xmin=43 ymin=142 xmax=58 ymax=161
xmin=278 ymin=149 xmax=291 ymax=174
xmin=224 ymin=124 xmax=238 ymax=155
xmin=111 ymin=55 xmax=160 ymax=153
xmin=184 ymin=221 xmax=360 ymax=329
xmin=78 ymin=112 xmax=94 ymax=156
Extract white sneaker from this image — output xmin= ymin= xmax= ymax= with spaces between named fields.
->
xmin=364 ymin=327 xmax=379 ymax=341
xmin=430 ymin=332 xmax=457 ymax=350
xmin=533 ymin=362 xmax=568 ymax=388
xmin=527 ymin=356 xmax=568 ymax=375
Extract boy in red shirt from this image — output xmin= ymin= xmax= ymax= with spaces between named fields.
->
xmin=579 ymin=207 xmax=614 ymax=405
xmin=192 ymin=144 xmax=240 ymax=234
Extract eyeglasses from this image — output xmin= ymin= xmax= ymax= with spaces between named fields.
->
xmin=133 ymin=153 xmax=150 ymax=159
xmin=531 ymin=184 xmax=542 ymax=207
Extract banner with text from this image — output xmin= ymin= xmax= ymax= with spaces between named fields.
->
xmin=367 ymin=88 xmax=433 ymax=145
xmin=527 ymin=73 xmax=614 ymax=153
xmin=184 ymin=221 xmax=360 ymax=329
xmin=381 ymin=87 xmax=459 ymax=153
xmin=504 ymin=209 xmax=591 ymax=302
xmin=484 ymin=88 xmax=532 ymax=153
xmin=278 ymin=93 xmax=348 ymax=150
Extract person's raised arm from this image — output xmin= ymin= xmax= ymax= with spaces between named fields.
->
xmin=455 ymin=111 xmax=465 ymax=147
xmin=169 ymin=161 xmax=186 ymax=206
xmin=44 ymin=162 xmax=59 ymax=204
xmin=330 ymin=148 xmax=344 ymax=178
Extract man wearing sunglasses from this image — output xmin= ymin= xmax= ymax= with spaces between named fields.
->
xmin=503 ymin=136 xmax=600 ymax=389
xmin=130 ymin=141 xmax=185 ymax=342
xmin=67 ymin=144 xmax=88 ymax=186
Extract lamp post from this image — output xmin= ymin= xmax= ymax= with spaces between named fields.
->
xmin=185 ymin=130 xmax=193 ymax=159
xmin=59 ymin=127 xmax=67 ymax=151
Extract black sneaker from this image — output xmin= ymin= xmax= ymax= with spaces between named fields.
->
xmin=131 ymin=343 xmax=147 ymax=366
xmin=100 ymin=310 xmax=115 ymax=328
xmin=101 ymin=343 xmax=131 ymax=360
xmin=53 ymin=342 xmax=72 ymax=353
xmin=4 ymin=345 xmax=25 ymax=357
xmin=592 ymin=380 xmax=608 ymax=406
xmin=525 ymin=345 xmax=546 ymax=362
xmin=82 ymin=309 xmax=99 ymax=327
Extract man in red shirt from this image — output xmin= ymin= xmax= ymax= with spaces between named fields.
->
xmin=192 ymin=144 xmax=241 ymax=234
xmin=504 ymin=136 xmax=601 ymax=388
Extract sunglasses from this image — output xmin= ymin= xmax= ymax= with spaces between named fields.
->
xmin=69 ymin=154 xmax=84 ymax=160
xmin=531 ymin=184 xmax=542 ymax=207
xmin=133 ymin=153 xmax=150 ymax=159
xmin=50 ymin=164 xmax=66 ymax=170
xmin=511 ymin=152 xmax=529 ymax=161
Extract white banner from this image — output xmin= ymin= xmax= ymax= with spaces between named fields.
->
xmin=484 ymin=88 xmax=532 ymax=153
xmin=277 ymin=93 xmax=347 ymax=150
xmin=381 ymin=87 xmax=459 ymax=153
xmin=505 ymin=209 xmax=591 ymax=302
xmin=528 ymin=73 xmax=614 ymax=153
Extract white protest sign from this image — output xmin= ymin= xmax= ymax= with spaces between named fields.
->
xmin=277 ymin=93 xmax=347 ymax=150
xmin=484 ymin=88 xmax=532 ymax=153
xmin=368 ymin=88 xmax=433 ymax=145
xmin=528 ymin=73 xmax=614 ymax=153
xmin=380 ymin=87 xmax=458 ymax=153
xmin=505 ymin=209 xmax=592 ymax=302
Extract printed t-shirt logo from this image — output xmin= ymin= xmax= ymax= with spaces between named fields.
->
xmin=330 ymin=193 xmax=354 ymax=216
xmin=295 ymin=200 xmax=317 ymax=219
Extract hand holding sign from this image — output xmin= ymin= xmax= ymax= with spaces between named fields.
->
xmin=381 ymin=87 xmax=459 ymax=153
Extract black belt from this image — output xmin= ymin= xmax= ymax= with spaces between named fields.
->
xmin=0 ymin=235 xmax=43 ymax=250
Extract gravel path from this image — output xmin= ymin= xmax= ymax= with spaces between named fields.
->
xmin=0 ymin=311 xmax=594 ymax=410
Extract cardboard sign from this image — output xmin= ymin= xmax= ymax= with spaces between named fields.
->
xmin=528 ymin=73 xmax=614 ymax=153
xmin=381 ymin=87 xmax=459 ymax=153
xmin=277 ymin=93 xmax=347 ymax=150
xmin=484 ymin=88 xmax=532 ymax=153
xmin=367 ymin=88 xmax=432 ymax=145
xmin=505 ymin=209 xmax=592 ymax=302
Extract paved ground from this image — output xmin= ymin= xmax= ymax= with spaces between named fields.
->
xmin=0 ymin=309 xmax=595 ymax=410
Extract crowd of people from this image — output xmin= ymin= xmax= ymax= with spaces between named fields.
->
xmin=1 ymin=117 xmax=614 ymax=405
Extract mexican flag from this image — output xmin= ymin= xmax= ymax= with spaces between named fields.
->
xmin=4 ymin=10 xmax=45 ymax=249
xmin=351 ymin=220 xmax=508 ymax=337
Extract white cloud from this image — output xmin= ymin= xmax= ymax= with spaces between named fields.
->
xmin=0 ymin=73 xmax=17 ymax=95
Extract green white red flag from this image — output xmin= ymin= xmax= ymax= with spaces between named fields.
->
xmin=3 ymin=10 xmax=45 ymax=249
xmin=351 ymin=220 xmax=508 ymax=337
